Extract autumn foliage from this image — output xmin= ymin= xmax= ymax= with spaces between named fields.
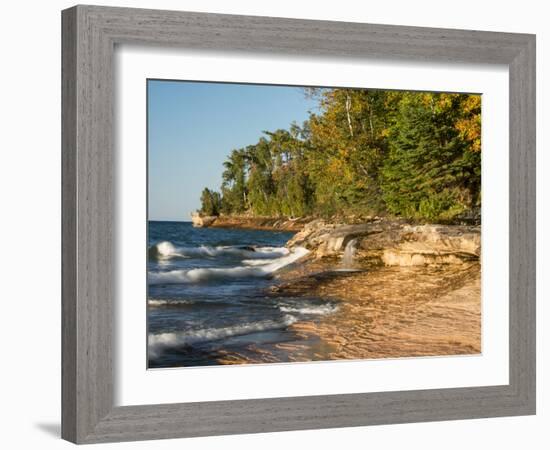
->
xmin=200 ymin=89 xmax=481 ymax=223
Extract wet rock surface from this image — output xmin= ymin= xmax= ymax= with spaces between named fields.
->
xmin=215 ymin=262 xmax=480 ymax=364
xmin=287 ymin=219 xmax=480 ymax=266
xmin=185 ymin=217 xmax=481 ymax=365
xmin=213 ymin=218 xmax=481 ymax=365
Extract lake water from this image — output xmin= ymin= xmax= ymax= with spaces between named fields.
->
xmin=147 ymin=221 xmax=338 ymax=368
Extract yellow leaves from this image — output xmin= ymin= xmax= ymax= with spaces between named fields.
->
xmin=410 ymin=92 xmax=481 ymax=152
xmin=462 ymin=95 xmax=481 ymax=113
xmin=419 ymin=93 xmax=433 ymax=108
xmin=456 ymin=117 xmax=481 ymax=152
xmin=328 ymin=158 xmax=342 ymax=174
xmin=436 ymin=95 xmax=454 ymax=110
xmin=380 ymin=128 xmax=391 ymax=138
xmin=455 ymin=95 xmax=481 ymax=152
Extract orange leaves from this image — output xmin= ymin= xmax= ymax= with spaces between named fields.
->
xmin=455 ymin=95 xmax=481 ymax=152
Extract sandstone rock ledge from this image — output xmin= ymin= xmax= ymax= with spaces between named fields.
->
xmin=287 ymin=219 xmax=480 ymax=266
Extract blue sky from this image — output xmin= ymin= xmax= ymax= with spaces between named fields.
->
xmin=148 ymin=80 xmax=319 ymax=221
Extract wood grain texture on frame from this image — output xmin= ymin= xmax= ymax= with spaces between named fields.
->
xmin=61 ymin=5 xmax=536 ymax=444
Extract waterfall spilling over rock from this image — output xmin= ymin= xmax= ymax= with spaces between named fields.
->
xmin=341 ymin=238 xmax=358 ymax=268
xmin=287 ymin=219 xmax=481 ymax=266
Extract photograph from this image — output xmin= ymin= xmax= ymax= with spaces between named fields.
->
xmin=146 ymin=80 xmax=482 ymax=368
xmin=1 ymin=0 xmax=542 ymax=446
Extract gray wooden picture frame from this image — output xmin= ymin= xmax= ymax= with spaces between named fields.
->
xmin=61 ymin=4 xmax=536 ymax=444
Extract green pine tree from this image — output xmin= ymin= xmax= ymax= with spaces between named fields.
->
xmin=381 ymin=94 xmax=474 ymax=221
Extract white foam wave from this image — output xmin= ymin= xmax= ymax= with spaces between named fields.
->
xmin=149 ymin=241 xmax=290 ymax=260
xmin=148 ymin=246 xmax=309 ymax=285
xmin=279 ymin=304 xmax=339 ymax=315
xmin=148 ymin=315 xmax=297 ymax=358
xmin=241 ymin=259 xmax=273 ymax=266
xmin=148 ymin=298 xmax=194 ymax=307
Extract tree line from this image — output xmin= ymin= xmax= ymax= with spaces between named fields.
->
xmin=199 ymin=88 xmax=481 ymax=222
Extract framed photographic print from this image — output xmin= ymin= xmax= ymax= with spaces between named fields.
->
xmin=62 ymin=5 xmax=536 ymax=444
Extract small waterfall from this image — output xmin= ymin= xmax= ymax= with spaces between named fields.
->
xmin=341 ymin=238 xmax=358 ymax=269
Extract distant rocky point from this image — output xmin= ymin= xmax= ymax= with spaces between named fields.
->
xmin=190 ymin=212 xmax=217 ymax=228
xmin=190 ymin=212 xmax=307 ymax=231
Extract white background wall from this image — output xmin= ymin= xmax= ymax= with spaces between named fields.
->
xmin=0 ymin=0 xmax=546 ymax=448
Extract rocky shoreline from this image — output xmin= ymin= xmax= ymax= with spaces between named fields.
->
xmin=191 ymin=212 xmax=481 ymax=269
xmin=286 ymin=217 xmax=480 ymax=266
xmin=203 ymin=216 xmax=482 ymax=364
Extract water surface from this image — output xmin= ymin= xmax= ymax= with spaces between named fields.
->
xmin=147 ymin=221 xmax=337 ymax=368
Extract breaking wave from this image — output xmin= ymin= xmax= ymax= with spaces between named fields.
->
xmin=148 ymin=241 xmax=289 ymax=260
xmin=148 ymin=298 xmax=195 ymax=307
xmin=148 ymin=315 xmax=297 ymax=358
xmin=148 ymin=246 xmax=309 ymax=285
xmin=279 ymin=304 xmax=339 ymax=315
